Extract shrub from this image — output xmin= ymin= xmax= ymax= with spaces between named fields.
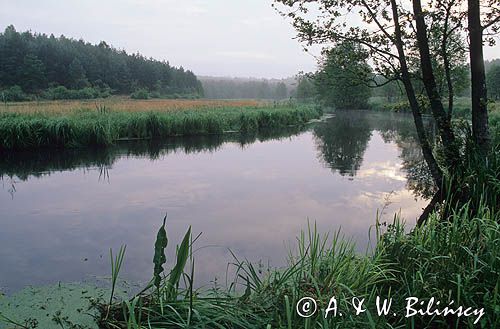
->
xmin=130 ymin=89 xmax=149 ymax=99
xmin=149 ymin=91 xmax=161 ymax=99
xmin=1 ymin=85 xmax=31 ymax=102
xmin=42 ymin=86 xmax=105 ymax=100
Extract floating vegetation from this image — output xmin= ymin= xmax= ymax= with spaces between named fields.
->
xmin=0 ymin=283 xmax=109 ymax=329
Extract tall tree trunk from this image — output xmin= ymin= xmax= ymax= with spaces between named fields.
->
xmin=412 ymin=0 xmax=459 ymax=168
xmin=390 ymin=0 xmax=443 ymax=188
xmin=468 ymin=0 xmax=491 ymax=150
xmin=441 ymin=3 xmax=455 ymax=120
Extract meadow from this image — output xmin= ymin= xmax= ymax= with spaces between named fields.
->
xmin=0 ymin=98 xmax=321 ymax=151
xmin=0 ymin=97 xmax=266 ymax=115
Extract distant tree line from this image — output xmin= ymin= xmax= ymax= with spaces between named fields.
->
xmin=0 ymin=25 xmax=203 ymax=101
xmin=200 ymin=77 xmax=291 ymax=100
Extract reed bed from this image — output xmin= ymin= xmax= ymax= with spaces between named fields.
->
xmin=0 ymin=104 xmax=321 ymax=150
xmin=0 ymin=98 xmax=266 ymax=115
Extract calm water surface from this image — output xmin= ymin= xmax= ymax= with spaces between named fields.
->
xmin=0 ymin=111 xmax=432 ymax=293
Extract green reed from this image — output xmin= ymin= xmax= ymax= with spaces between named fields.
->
xmin=0 ymin=105 xmax=321 ymax=151
xmin=101 ymin=198 xmax=499 ymax=328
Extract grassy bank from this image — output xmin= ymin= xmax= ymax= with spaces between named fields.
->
xmin=0 ymin=102 xmax=321 ymax=151
xmin=95 ymin=201 xmax=499 ymax=329
xmin=2 ymin=199 xmax=498 ymax=329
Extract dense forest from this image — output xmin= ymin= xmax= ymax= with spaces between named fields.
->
xmin=0 ymin=25 xmax=203 ymax=101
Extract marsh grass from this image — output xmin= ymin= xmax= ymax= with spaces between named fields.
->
xmin=106 ymin=245 xmax=127 ymax=320
xmin=0 ymin=104 xmax=321 ymax=150
xmin=0 ymin=98 xmax=266 ymax=115
xmin=101 ymin=190 xmax=499 ymax=328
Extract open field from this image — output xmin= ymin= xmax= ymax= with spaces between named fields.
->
xmin=0 ymin=97 xmax=267 ymax=115
xmin=0 ymin=100 xmax=321 ymax=151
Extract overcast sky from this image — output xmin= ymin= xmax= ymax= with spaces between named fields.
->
xmin=1 ymin=0 xmax=498 ymax=79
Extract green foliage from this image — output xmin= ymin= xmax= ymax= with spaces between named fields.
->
xmin=68 ymin=58 xmax=90 ymax=89
xmin=315 ymin=42 xmax=372 ymax=109
xmin=130 ymin=89 xmax=150 ymax=100
xmin=373 ymin=94 xmax=432 ymax=113
xmin=166 ymin=227 xmax=191 ymax=300
xmin=0 ymin=85 xmax=30 ymax=102
xmin=274 ymin=82 xmax=288 ymax=99
xmin=106 ymin=245 xmax=127 ymax=320
xmin=102 ymin=195 xmax=499 ymax=328
xmin=153 ymin=215 xmax=168 ymax=290
xmin=20 ymin=53 xmax=46 ymax=93
xmin=0 ymin=25 xmax=203 ymax=98
xmin=41 ymin=86 xmax=110 ymax=100
xmin=487 ymin=65 xmax=500 ymax=100
xmin=0 ymin=105 xmax=321 ymax=150
xmin=294 ymin=75 xmax=316 ymax=101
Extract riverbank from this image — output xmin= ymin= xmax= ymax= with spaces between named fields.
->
xmin=0 ymin=100 xmax=321 ymax=151
xmin=98 ymin=197 xmax=499 ymax=328
xmin=2 ymin=199 xmax=498 ymax=328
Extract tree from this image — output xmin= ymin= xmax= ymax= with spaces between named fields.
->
xmin=68 ymin=58 xmax=89 ymax=89
xmin=273 ymin=0 xmax=498 ymax=172
xmin=487 ymin=65 xmax=500 ymax=100
xmin=273 ymin=0 xmax=499 ymax=222
xmin=315 ymin=42 xmax=372 ymax=109
xmin=295 ymin=74 xmax=316 ymax=101
xmin=20 ymin=53 xmax=46 ymax=93
xmin=274 ymin=82 xmax=288 ymax=99
xmin=0 ymin=26 xmax=204 ymax=97
xmin=467 ymin=0 xmax=495 ymax=149
xmin=274 ymin=0 xmax=446 ymax=187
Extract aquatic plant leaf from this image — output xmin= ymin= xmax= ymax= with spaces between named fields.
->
xmin=153 ymin=214 xmax=168 ymax=290
xmin=167 ymin=226 xmax=191 ymax=299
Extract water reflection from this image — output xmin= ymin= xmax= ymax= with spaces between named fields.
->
xmin=314 ymin=112 xmax=372 ymax=176
xmin=0 ymin=111 xmax=432 ymax=293
xmin=0 ymin=126 xmax=305 ymax=184
xmin=314 ymin=111 xmax=436 ymax=198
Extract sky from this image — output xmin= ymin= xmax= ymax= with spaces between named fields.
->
xmin=0 ymin=0 xmax=499 ymax=79
xmin=0 ymin=0 xmax=319 ymax=79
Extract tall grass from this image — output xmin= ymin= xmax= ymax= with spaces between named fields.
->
xmin=101 ymin=195 xmax=499 ymax=328
xmin=0 ymin=98 xmax=265 ymax=115
xmin=0 ymin=105 xmax=321 ymax=150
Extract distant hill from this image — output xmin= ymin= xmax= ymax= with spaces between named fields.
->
xmin=0 ymin=25 xmax=203 ymax=99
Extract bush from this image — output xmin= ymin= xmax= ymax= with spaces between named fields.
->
xmin=130 ymin=89 xmax=149 ymax=99
xmin=76 ymin=87 xmax=99 ymax=99
xmin=41 ymin=86 xmax=107 ymax=100
xmin=149 ymin=91 xmax=161 ymax=99
xmin=0 ymin=85 xmax=31 ymax=102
